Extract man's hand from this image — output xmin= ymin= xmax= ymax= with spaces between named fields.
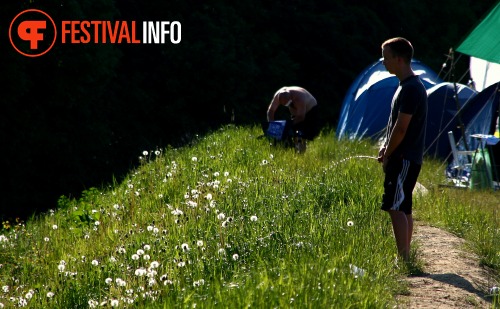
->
xmin=377 ymin=147 xmax=386 ymax=163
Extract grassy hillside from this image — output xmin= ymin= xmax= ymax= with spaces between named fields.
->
xmin=0 ymin=126 xmax=498 ymax=308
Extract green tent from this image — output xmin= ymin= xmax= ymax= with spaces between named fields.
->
xmin=456 ymin=2 xmax=500 ymax=64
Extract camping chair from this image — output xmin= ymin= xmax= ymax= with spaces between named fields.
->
xmin=448 ymin=131 xmax=475 ymax=187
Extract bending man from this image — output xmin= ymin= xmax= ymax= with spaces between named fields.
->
xmin=266 ymin=86 xmax=321 ymax=141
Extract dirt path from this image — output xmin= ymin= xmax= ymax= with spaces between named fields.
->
xmin=398 ymin=222 xmax=498 ymax=308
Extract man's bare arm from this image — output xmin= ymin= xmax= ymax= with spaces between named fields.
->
xmin=267 ymin=95 xmax=280 ymax=121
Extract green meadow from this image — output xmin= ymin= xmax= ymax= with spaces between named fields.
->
xmin=1 ymin=126 xmax=499 ymax=308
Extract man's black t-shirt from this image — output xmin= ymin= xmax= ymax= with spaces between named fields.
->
xmin=386 ymin=75 xmax=428 ymax=164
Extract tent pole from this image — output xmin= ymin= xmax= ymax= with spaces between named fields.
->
xmin=450 ymin=47 xmax=470 ymax=152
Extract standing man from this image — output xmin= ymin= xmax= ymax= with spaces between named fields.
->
xmin=266 ymin=86 xmax=321 ymax=141
xmin=377 ymin=37 xmax=428 ymax=262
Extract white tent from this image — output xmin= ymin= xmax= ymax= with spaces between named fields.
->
xmin=470 ymin=57 xmax=500 ymax=92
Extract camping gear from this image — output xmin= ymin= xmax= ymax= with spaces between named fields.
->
xmin=336 ymin=59 xmax=441 ymax=141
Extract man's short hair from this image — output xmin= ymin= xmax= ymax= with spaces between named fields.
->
xmin=381 ymin=37 xmax=414 ymax=64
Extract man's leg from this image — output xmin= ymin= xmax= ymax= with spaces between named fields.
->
xmin=407 ymin=213 xmax=413 ymax=252
xmin=388 ymin=210 xmax=410 ymax=262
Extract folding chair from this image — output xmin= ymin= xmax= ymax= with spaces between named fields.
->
xmin=448 ymin=131 xmax=475 ymax=187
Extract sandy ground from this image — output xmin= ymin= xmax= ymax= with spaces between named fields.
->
xmin=397 ymin=222 xmax=499 ymax=308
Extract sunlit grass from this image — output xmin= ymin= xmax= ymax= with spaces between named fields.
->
xmin=0 ymin=125 xmax=498 ymax=308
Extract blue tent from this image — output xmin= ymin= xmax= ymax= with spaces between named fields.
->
xmin=459 ymin=82 xmax=500 ymax=152
xmin=336 ymin=59 xmax=442 ymax=141
xmin=424 ymin=82 xmax=477 ymax=158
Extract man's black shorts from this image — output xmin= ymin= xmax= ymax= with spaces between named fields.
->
xmin=381 ymin=158 xmax=421 ymax=215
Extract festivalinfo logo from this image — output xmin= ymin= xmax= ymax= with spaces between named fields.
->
xmin=9 ymin=9 xmax=181 ymax=57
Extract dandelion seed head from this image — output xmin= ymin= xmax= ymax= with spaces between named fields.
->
xmin=196 ymin=240 xmax=204 ymax=247
xmin=347 ymin=221 xmax=354 ymax=227
xmin=105 ymin=278 xmax=113 ymax=285
xmin=150 ymin=261 xmax=160 ymax=268
xmin=191 ymin=156 xmax=198 ymax=162
xmin=137 ymin=249 xmax=145 ymax=256
xmin=46 ymin=292 xmax=54 ymax=298
xmin=172 ymin=209 xmax=183 ymax=216
xmin=116 ymin=278 xmax=126 ymax=287
xmin=91 ymin=260 xmax=99 ymax=266
xmin=181 ymin=243 xmax=190 ymax=252
xmin=164 ymin=279 xmax=173 ymax=286
xmin=52 ymin=225 xmax=58 ymax=230
xmin=44 ymin=237 xmax=50 ymax=242
xmin=250 ymin=215 xmax=258 ymax=222
xmin=232 ymin=254 xmax=239 ymax=261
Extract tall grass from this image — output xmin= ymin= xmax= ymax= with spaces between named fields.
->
xmin=0 ymin=125 xmax=498 ymax=308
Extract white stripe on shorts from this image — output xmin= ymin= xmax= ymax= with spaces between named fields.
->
xmin=391 ymin=159 xmax=410 ymax=211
